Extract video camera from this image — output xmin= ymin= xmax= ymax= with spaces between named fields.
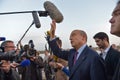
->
xmin=27 ymin=40 xmax=36 ymax=57
xmin=0 ymin=50 xmax=17 ymax=61
xmin=21 ymin=40 xmax=36 ymax=58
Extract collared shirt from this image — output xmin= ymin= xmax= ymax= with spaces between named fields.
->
xmin=76 ymin=44 xmax=87 ymax=60
xmin=102 ymin=46 xmax=111 ymax=60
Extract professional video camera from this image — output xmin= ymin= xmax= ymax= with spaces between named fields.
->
xmin=0 ymin=51 xmax=31 ymax=67
xmin=0 ymin=50 xmax=17 ymax=61
xmin=26 ymin=40 xmax=36 ymax=58
xmin=27 ymin=48 xmax=36 ymax=58
xmin=19 ymin=40 xmax=37 ymax=60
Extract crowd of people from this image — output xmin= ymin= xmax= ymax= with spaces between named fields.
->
xmin=0 ymin=40 xmax=44 ymax=80
xmin=0 ymin=0 xmax=120 ymax=80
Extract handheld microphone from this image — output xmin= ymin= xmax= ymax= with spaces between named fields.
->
xmin=17 ymin=59 xmax=30 ymax=67
xmin=0 ymin=37 xmax=6 ymax=41
xmin=44 ymin=1 xmax=64 ymax=23
xmin=32 ymin=11 xmax=41 ymax=28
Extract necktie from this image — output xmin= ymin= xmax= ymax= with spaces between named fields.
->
xmin=100 ymin=51 xmax=106 ymax=60
xmin=73 ymin=52 xmax=78 ymax=65
xmin=99 ymin=53 xmax=103 ymax=57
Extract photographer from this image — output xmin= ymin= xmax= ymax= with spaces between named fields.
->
xmin=18 ymin=40 xmax=44 ymax=80
xmin=0 ymin=40 xmax=20 ymax=80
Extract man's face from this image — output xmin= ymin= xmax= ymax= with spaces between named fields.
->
xmin=69 ymin=30 xmax=85 ymax=48
xmin=94 ymin=38 xmax=105 ymax=49
xmin=4 ymin=42 xmax=15 ymax=52
xmin=109 ymin=4 xmax=120 ymax=37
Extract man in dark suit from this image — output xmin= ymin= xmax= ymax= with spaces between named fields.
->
xmin=46 ymin=20 xmax=107 ymax=80
xmin=93 ymin=32 xmax=120 ymax=80
xmin=109 ymin=1 xmax=120 ymax=80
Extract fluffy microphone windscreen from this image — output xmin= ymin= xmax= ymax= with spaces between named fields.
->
xmin=44 ymin=1 xmax=63 ymax=23
xmin=20 ymin=59 xmax=30 ymax=67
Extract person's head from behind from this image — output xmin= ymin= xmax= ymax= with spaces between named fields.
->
xmin=44 ymin=50 xmax=50 ymax=56
xmin=111 ymin=44 xmax=118 ymax=50
xmin=69 ymin=29 xmax=87 ymax=50
xmin=1 ymin=40 xmax=15 ymax=52
xmin=56 ymin=37 xmax=62 ymax=48
xmin=93 ymin=32 xmax=109 ymax=49
xmin=23 ymin=44 xmax=29 ymax=52
xmin=109 ymin=0 xmax=120 ymax=37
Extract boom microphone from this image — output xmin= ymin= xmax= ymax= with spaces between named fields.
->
xmin=44 ymin=1 xmax=63 ymax=23
xmin=32 ymin=11 xmax=41 ymax=28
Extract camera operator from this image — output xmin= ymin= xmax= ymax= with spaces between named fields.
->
xmin=18 ymin=40 xmax=44 ymax=80
xmin=0 ymin=40 xmax=20 ymax=80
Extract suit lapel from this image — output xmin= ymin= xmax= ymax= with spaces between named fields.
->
xmin=69 ymin=50 xmax=76 ymax=71
xmin=105 ymin=46 xmax=112 ymax=61
xmin=70 ymin=46 xmax=88 ymax=78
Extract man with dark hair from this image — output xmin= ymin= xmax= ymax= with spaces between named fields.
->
xmin=93 ymin=32 xmax=120 ymax=80
xmin=109 ymin=0 xmax=120 ymax=37
xmin=109 ymin=0 xmax=120 ymax=80
xmin=18 ymin=43 xmax=44 ymax=80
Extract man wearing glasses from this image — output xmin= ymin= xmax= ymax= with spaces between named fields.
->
xmin=0 ymin=40 xmax=20 ymax=80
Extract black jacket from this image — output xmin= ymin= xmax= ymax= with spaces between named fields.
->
xmin=112 ymin=58 xmax=120 ymax=80
xmin=0 ymin=69 xmax=20 ymax=80
xmin=105 ymin=46 xmax=120 ymax=80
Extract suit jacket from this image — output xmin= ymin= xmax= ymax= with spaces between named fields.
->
xmin=105 ymin=46 xmax=120 ymax=80
xmin=112 ymin=58 xmax=120 ymax=80
xmin=62 ymin=67 xmax=70 ymax=76
xmin=48 ymin=39 xmax=107 ymax=80
xmin=0 ymin=69 xmax=20 ymax=80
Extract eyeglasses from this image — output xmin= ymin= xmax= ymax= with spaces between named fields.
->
xmin=5 ymin=46 xmax=16 ymax=48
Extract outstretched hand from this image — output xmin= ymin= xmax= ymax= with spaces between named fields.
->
xmin=50 ymin=20 xmax=56 ymax=39
xmin=56 ymin=62 xmax=64 ymax=69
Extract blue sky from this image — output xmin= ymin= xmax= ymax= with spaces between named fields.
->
xmin=0 ymin=0 xmax=120 ymax=50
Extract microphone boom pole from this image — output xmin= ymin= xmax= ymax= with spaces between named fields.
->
xmin=17 ymin=21 xmax=34 ymax=47
xmin=0 ymin=10 xmax=48 ymax=48
xmin=0 ymin=10 xmax=48 ymax=17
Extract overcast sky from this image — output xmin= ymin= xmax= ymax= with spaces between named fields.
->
xmin=0 ymin=0 xmax=120 ymax=51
